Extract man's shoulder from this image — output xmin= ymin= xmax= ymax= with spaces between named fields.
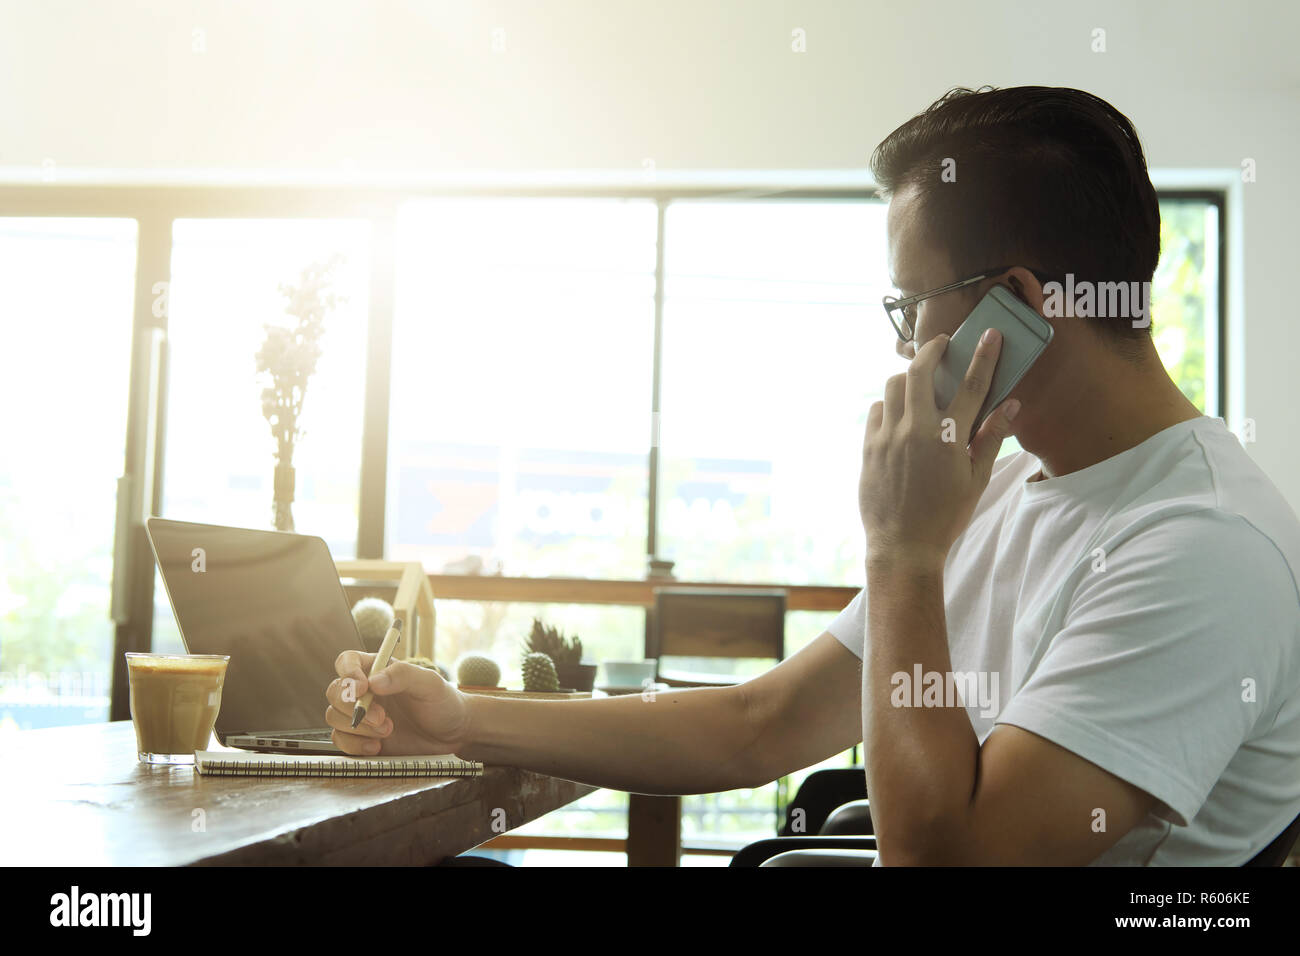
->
xmin=1084 ymin=508 xmax=1300 ymax=678
xmin=1108 ymin=420 xmax=1300 ymax=602
xmin=1128 ymin=506 xmax=1298 ymax=577
xmin=1192 ymin=419 xmax=1300 ymax=551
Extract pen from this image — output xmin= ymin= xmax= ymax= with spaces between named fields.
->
xmin=351 ymin=618 xmax=402 ymax=729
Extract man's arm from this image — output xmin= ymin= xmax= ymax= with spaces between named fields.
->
xmin=457 ymin=629 xmax=863 ymax=795
xmin=457 ymin=682 xmax=765 ymax=795
xmin=864 ymin=561 xmax=1156 ymax=866
xmin=735 ymin=630 xmax=864 ymax=783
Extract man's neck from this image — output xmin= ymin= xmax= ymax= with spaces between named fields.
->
xmin=1020 ymin=352 xmax=1204 ymax=480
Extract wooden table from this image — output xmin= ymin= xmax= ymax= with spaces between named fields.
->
xmin=0 ymin=721 xmax=596 ymax=866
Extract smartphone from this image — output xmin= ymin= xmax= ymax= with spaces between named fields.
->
xmin=932 ymin=284 xmax=1054 ymax=442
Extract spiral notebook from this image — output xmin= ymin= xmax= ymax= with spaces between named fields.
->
xmin=194 ymin=751 xmax=484 ymax=778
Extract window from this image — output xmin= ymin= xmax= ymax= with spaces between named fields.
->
xmin=1154 ymin=198 xmax=1220 ymax=414
xmin=657 ymin=200 xmax=895 ymax=586
xmin=0 ymin=218 xmax=138 ymax=731
xmin=386 ymin=198 xmax=657 ymax=578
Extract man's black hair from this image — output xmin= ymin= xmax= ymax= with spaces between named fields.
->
xmin=870 ymin=85 xmax=1161 ymax=352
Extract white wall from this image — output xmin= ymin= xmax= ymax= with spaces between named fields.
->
xmin=2 ymin=0 xmax=1298 ymax=506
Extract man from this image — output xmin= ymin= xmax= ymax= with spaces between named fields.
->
xmin=324 ymin=86 xmax=1300 ymax=865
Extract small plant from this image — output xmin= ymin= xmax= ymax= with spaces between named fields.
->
xmin=456 ymin=653 xmax=502 ymax=688
xmin=351 ymin=597 xmax=394 ymax=645
xmin=521 ymin=651 xmax=559 ymax=692
xmin=522 ymin=617 xmax=583 ymax=670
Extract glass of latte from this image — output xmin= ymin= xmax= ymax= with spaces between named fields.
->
xmin=125 ymin=653 xmax=230 ymax=764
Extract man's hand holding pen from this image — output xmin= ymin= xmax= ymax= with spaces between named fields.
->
xmin=325 ymin=649 xmax=472 ymax=756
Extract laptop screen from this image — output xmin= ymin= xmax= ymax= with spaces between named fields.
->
xmin=146 ymin=518 xmax=364 ymax=736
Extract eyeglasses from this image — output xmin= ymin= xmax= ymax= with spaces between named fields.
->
xmin=883 ymin=265 xmax=1059 ymax=343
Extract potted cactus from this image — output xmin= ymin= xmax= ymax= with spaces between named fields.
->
xmin=522 ymin=618 xmax=596 ymax=692
xmin=521 ymin=651 xmax=561 ymax=692
xmin=454 ymin=653 xmax=503 ymax=690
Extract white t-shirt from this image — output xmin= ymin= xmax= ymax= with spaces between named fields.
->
xmin=828 ymin=415 xmax=1300 ymax=865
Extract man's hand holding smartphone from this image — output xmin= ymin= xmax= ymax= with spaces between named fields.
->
xmin=858 ymin=325 xmax=1022 ymax=572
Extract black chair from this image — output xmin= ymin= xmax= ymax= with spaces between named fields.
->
xmin=774 ymin=767 xmax=867 ymax=836
xmin=730 ymin=767 xmax=876 ymax=867
xmin=731 ymin=766 xmax=1300 ymax=867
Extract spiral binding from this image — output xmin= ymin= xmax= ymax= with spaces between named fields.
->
xmin=195 ymin=755 xmax=484 ymax=777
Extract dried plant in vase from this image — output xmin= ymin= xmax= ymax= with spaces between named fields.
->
xmin=255 ymin=254 xmax=346 ymax=531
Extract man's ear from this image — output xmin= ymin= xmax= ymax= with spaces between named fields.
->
xmin=1006 ymin=268 xmax=1049 ymax=314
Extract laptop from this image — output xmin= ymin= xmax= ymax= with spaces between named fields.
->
xmin=145 ymin=516 xmax=370 ymax=754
